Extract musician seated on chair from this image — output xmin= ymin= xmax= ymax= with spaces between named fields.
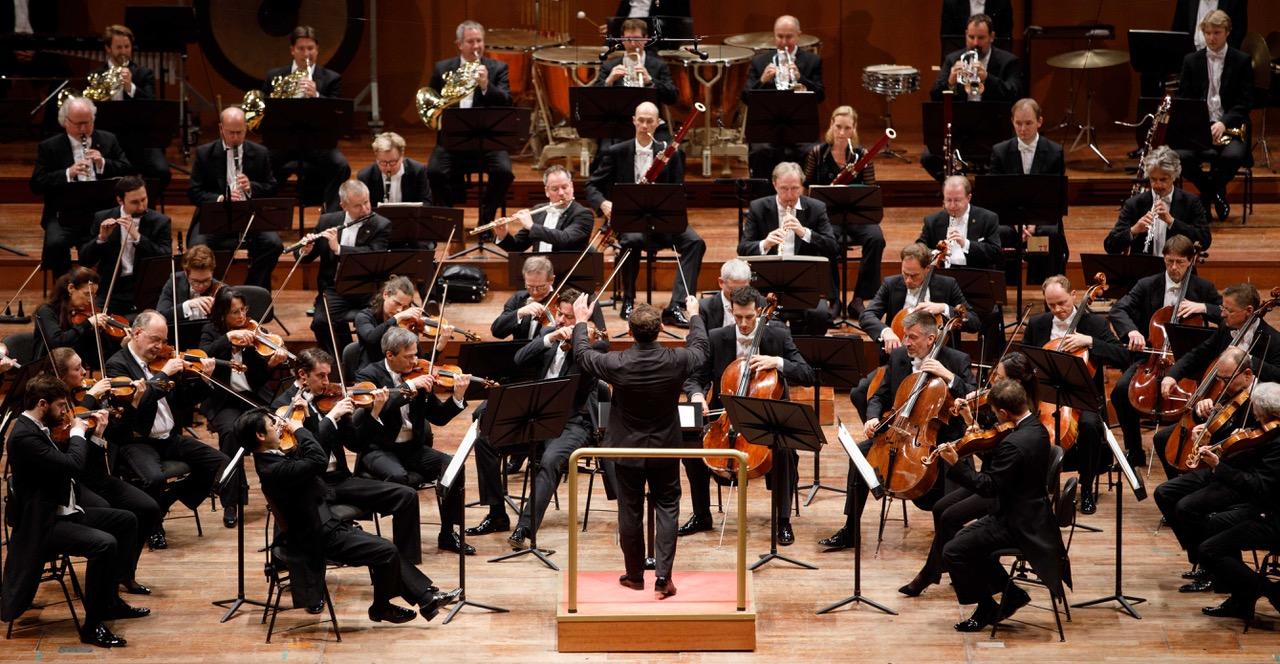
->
xmin=80 ymin=175 xmax=172 ymax=315
xmin=262 ymin=25 xmax=350 ymax=210
xmin=741 ymin=15 xmax=825 ymax=178
xmin=738 ymin=161 xmax=840 ymax=336
xmin=1105 ymin=146 xmax=1212 ymax=256
xmin=94 ymin=24 xmax=170 ymax=195
xmin=1107 ymin=234 xmax=1222 ymax=470
xmin=495 ymin=165 xmax=594 ymax=253
xmin=680 ymin=285 xmax=813 ymax=544
xmin=358 ymin=131 xmax=432 ymax=208
xmin=187 ymin=106 xmax=281 ymax=291
xmin=585 ymin=101 xmax=705 ymax=327
xmin=988 ymin=98 xmax=1067 ymax=281
xmin=818 ymin=309 xmax=974 ymax=549
xmin=425 ymin=20 xmax=513 ymax=230
xmin=35 ymin=267 xmax=121 ymax=372
xmin=698 ymin=258 xmax=756 ymax=329
xmin=940 ymin=0 xmax=1013 ymax=50
xmin=802 ymin=105 xmax=886 ymax=316
xmin=591 ymin=18 xmax=678 ymax=150
xmin=32 ymin=95 xmax=132 ymax=277
xmin=156 ymin=245 xmax=222 ymax=325
xmin=1173 ymin=9 xmax=1254 ymax=222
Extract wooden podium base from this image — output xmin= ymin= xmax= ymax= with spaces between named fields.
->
xmin=556 ymin=570 xmax=756 ymax=652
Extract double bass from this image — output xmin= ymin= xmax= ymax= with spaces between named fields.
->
xmin=1039 ymin=272 xmax=1108 ymax=450
xmin=1127 ymin=244 xmax=1207 ymax=421
xmin=865 ymin=306 xmax=967 ymax=499
xmin=701 ymin=294 xmax=780 ymax=481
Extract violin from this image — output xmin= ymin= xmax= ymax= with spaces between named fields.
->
xmin=1188 ymin=420 xmax=1280 ymax=469
xmin=1127 ymin=244 xmax=1207 ymax=422
xmin=865 ymin=305 xmax=968 ymax=499
xmin=312 ymin=381 xmax=395 ymax=412
xmin=922 ymin=420 xmax=1015 ymax=467
xmin=702 ymin=294 xmax=780 ymax=481
xmin=271 ymin=403 xmax=301 ymax=452
xmin=401 ymin=359 xmax=499 ymax=395
xmin=1169 ymin=387 xmax=1251 ymax=472
xmin=73 ymin=376 xmax=139 ymax=402
xmin=148 ymin=344 xmax=246 ymax=376
xmin=52 ymin=406 xmax=107 ymax=442
xmin=1039 ymin=273 xmax=1108 ymax=450
xmin=398 ymin=311 xmax=480 ymax=342
xmin=233 ymin=320 xmax=298 ymax=363
xmin=560 ymin=323 xmax=609 ymax=351
xmin=69 ymin=307 xmax=131 ymax=338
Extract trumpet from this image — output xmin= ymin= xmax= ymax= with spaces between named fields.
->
xmin=468 ymin=203 xmax=556 ymax=236
xmin=773 ymin=48 xmax=795 ymax=90
xmin=958 ymin=49 xmax=981 ymax=99
xmin=622 ymin=51 xmax=643 ymax=87
xmin=1216 ymin=123 xmax=1246 ymax=146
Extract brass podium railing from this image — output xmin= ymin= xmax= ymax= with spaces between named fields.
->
xmin=565 ymin=447 xmax=750 ymax=613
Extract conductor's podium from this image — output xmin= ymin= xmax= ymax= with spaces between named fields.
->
xmin=558 ymin=448 xmax=757 ymax=653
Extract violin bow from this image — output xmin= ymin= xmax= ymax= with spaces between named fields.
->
xmin=539 ymin=226 xmax=613 ymax=326
xmin=320 ymin=294 xmax=349 ymax=400
xmin=970 ymin=305 xmax=1032 ymax=414
xmin=1 ymin=263 xmax=41 ymax=317
xmin=590 ymin=249 xmax=632 ymax=309
xmin=427 ymin=283 xmax=449 ymax=374
xmin=99 ymin=217 xmax=128 ymax=323
xmin=259 ymin=251 xmax=307 ymax=330
xmin=87 ymin=286 xmax=107 ymax=375
xmin=218 ymin=210 xmax=257 ymax=286
xmin=413 ymin=226 xmax=457 ymax=335
xmin=169 ymin=255 xmax=181 ymax=360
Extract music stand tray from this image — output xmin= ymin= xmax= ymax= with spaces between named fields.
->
xmin=259 ymin=98 xmax=353 ymax=152
xmin=742 ymin=255 xmax=830 ymax=312
xmin=1166 ymin=322 xmax=1218 ymax=358
xmin=379 ymin=205 xmax=463 ymax=246
xmin=57 ymin=180 xmax=122 ymax=229
xmin=334 ymin=250 xmax=434 ymax=299
xmin=743 ymin=90 xmax=820 ymax=145
xmin=458 ymin=341 xmax=546 ymax=387
xmin=1079 ymin=253 xmax=1165 ymax=301
xmin=506 ymin=251 xmax=604 ymax=296
xmin=440 ymin=108 xmax=533 ymax=153
xmin=608 ymin=183 xmax=689 ymax=235
xmin=936 ymin=267 xmax=1008 ymax=313
xmin=570 ymin=87 xmax=659 ymax=140
xmin=197 ymin=198 xmax=296 ymax=235
xmin=95 ymin=100 xmax=180 ymax=148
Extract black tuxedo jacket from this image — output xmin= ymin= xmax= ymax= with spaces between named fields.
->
xmin=696 ymin=291 xmax=766 ymax=330
xmin=299 ymin=211 xmax=392 ymax=293
xmin=743 ymin=49 xmax=825 ymax=103
xmin=80 ymin=207 xmax=172 ymax=308
xmin=155 ymin=272 xmax=224 ymax=325
xmin=867 ymin=345 xmax=974 ymax=428
xmin=31 ymin=130 xmax=131 ymax=226
xmin=1108 ymin=271 xmax=1223 ymax=338
xmin=263 ymin=64 xmax=342 ymax=98
xmin=1023 ymin=311 xmax=1130 ymax=371
xmin=354 ymin=360 xmax=465 ymax=451
xmin=271 ymin=383 xmax=378 ymax=478
xmin=683 ymin=322 xmax=814 ymax=406
xmin=739 ymin=195 xmax=838 ymax=258
xmin=1104 ymin=188 xmax=1211 ymax=255
xmin=496 ymin=201 xmax=594 ymax=253
xmin=574 ymin=317 xmax=708 ymax=466
xmin=941 ymin=0 xmax=1014 ymax=38
xmin=1178 ymin=47 xmax=1254 ymax=131
xmin=429 ymin=56 xmax=511 ymax=106
xmin=104 ymin=345 xmax=209 ymax=442
xmin=516 ymin=327 xmax=610 ymax=418
xmin=591 ymin=50 xmax=678 ymax=105
xmin=1 ymin=416 xmax=91 ymax=621
xmin=931 ymin=47 xmax=1022 ymax=101
xmin=988 ymin=135 xmax=1065 ymax=175
xmin=860 ymin=274 xmax=979 ymax=341
xmin=490 ymin=290 xmax=607 ymax=341
xmin=198 ymin=321 xmax=273 ymax=413
xmin=1172 ymin=0 xmax=1247 ymax=49
xmin=187 ymin=140 xmax=278 ymax=226
xmin=1169 ymin=320 xmax=1280 ymax=384
xmin=918 ymin=206 xmax=1003 ymax=269
xmin=356 ymin=158 xmax=432 ymax=207
xmin=613 ymin=0 xmax=690 ymax=16
xmin=584 ymin=138 xmax=684 ymax=213
xmin=91 ymin=61 xmax=156 ymax=99
xmin=947 ymin=415 xmax=1070 ymax=596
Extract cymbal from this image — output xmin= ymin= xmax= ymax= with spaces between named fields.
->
xmin=1046 ymin=48 xmax=1129 ymax=70
xmin=724 ymin=31 xmax=821 ymax=52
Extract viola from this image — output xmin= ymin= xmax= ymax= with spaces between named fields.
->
xmin=702 ymin=294 xmax=781 ymax=481
xmin=272 ymin=401 xmax=306 ymax=452
xmin=560 ymin=323 xmax=609 ymax=351
xmin=922 ymin=420 xmax=1015 ymax=466
xmin=1039 ymin=272 xmax=1108 ymax=450
xmin=1188 ymin=420 xmax=1280 ymax=469
xmin=234 ymin=320 xmax=297 ymax=363
xmin=312 ymin=381 xmax=395 ymax=412
xmin=51 ymin=406 xmax=106 ymax=442
xmin=1127 ymin=245 xmax=1207 ymax=422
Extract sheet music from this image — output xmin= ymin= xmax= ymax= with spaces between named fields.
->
xmin=1103 ymin=425 xmax=1145 ymax=499
xmin=441 ymin=420 xmax=479 ymax=491
xmin=837 ymin=418 xmax=880 ymax=493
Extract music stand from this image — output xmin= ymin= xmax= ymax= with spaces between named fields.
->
xmin=379 ymin=204 xmax=462 ymax=250
xmin=720 ymin=395 xmax=822 ymax=572
xmin=334 ymin=250 xmax=434 ymax=299
xmin=743 ymin=255 xmax=830 ymax=315
xmin=456 ymin=341 xmax=545 ymax=399
xmin=743 ymin=90 xmax=820 ymax=147
xmin=211 ymin=446 xmax=269 ymax=621
xmin=95 ymin=100 xmax=179 ymax=150
xmin=808 ymin=185 xmax=884 ymax=328
xmin=570 ymin=87 xmax=659 ymax=140
xmin=440 ymin=107 xmax=532 ymax=259
xmin=1079 ymin=253 xmax=1165 ymax=301
xmin=1073 ymin=426 xmax=1147 ymax=619
xmin=259 ymin=98 xmax=351 ymax=151
xmin=817 ymin=419 xmax=896 ymax=616
xmin=713 ymin=178 xmax=773 ymax=242
xmin=1128 ymin=31 xmax=1194 ymax=90
xmin=437 ymin=421 xmax=509 ymax=623
xmin=198 ymin=198 xmax=295 ymax=235
xmin=505 ymin=251 xmax=604 ymax=296
xmin=1166 ymin=322 xmax=1218 ymax=358
xmin=609 ymin=183 xmax=689 ymax=319
xmin=791 ymin=335 xmax=879 ymax=505
xmin=57 ymin=180 xmax=121 ymax=240
xmin=922 ymin=101 xmax=1012 ymax=171
xmin=1144 ymin=97 xmax=1215 ymax=152
xmin=482 ymin=376 xmax=579 ymax=570
xmin=973 ymin=174 xmax=1068 ymax=312
xmin=605 ymin=16 xmax=695 ymax=50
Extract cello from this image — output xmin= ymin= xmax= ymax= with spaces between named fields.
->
xmin=864 ymin=306 xmax=967 ymax=500
xmin=701 ymin=294 xmax=780 ymax=481
xmin=1039 ymin=272 xmax=1108 ymax=449
xmin=1127 ymin=243 xmax=1207 ymax=422
xmin=865 ymin=241 xmax=951 ymax=401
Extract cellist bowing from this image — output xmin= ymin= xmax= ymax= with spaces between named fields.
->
xmin=680 ymin=286 xmax=814 ymax=544
xmin=818 ymin=310 xmax=973 ymax=549
xmin=1160 ymin=284 xmax=1280 ymax=405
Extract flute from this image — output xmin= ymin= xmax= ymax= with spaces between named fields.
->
xmin=468 ymin=203 xmax=557 ymax=236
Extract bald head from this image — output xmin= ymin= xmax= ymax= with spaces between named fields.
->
xmin=775 ymin=15 xmax=801 ymax=32
xmin=773 ymin=15 xmax=802 ymax=52
xmin=632 ymin=101 xmax=660 ymax=142
xmin=220 ymin=106 xmax=247 ymax=148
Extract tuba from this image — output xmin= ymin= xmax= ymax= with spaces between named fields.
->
xmin=417 ymin=59 xmax=483 ymax=130
xmin=242 ymin=58 xmax=312 ymax=131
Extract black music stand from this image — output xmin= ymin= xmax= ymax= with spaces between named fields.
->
xmin=743 ymin=90 xmax=820 ymax=147
xmin=808 ymin=185 xmax=883 ymax=328
xmin=95 ymin=100 xmax=179 ymax=150
xmin=437 ymin=421 xmax=509 ymax=624
xmin=1073 ymin=423 xmax=1148 ymax=620
xmin=1166 ymin=322 xmax=1218 ymax=359
xmin=1079 ymin=253 xmax=1165 ymax=301
xmin=922 ymin=101 xmax=1012 ymax=172
xmin=973 ymin=174 xmax=1067 ymax=312
xmin=1144 ymin=97 xmax=1216 ymax=152
xmin=505 ymin=251 xmax=604 ymax=296
xmin=457 ymin=341 xmax=545 ymax=398
xmin=334 ymin=250 xmax=434 ymax=300
xmin=817 ymin=419 xmax=896 ymax=616
xmin=211 ymin=447 xmax=269 ymax=622
xmin=57 ymin=179 xmax=121 ymax=239
xmin=744 ymin=256 xmax=830 ymax=317
xmin=259 ymin=98 xmax=352 ymax=226
xmin=199 ymin=197 xmax=294 ymax=287
xmin=570 ymin=87 xmax=659 ymax=140
xmin=713 ymin=178 xmax=773 ymax=242
xmin=609 ymin=183 xmax=689 ymax=337
xmin=1128 ymin=31 xmax=1194 ymax=93
xmin=440 ymin=107 xmax=533 ymax=259
xmin=482 ymin=376 xmax=579 ymax=571
xmin=720 ymin=395 xmax=822 ymax=572
xmin=791 ymin=335 xmax=879 ymax=505
xmin=379 ymin=204 xmax=462 ymax=251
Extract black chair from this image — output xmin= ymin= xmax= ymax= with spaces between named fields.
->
xmin=260 ymin=503 xmax=342 ymax=644
xmin=339 ymin=341 xmax=363 ymax=385
xmin=2 ymin=475 xmax=84 ymax=639
xmin=1 ymin=332 xmax=39 ymax=366
xmin=118 ymin=459 xmax=204 ymax=539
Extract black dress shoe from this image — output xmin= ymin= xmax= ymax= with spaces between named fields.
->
xmin=818 ymin=527 xmax=852 ymax=550
xmin=654 ymin=576 xmax=677 ymax=599
xmin=1202 ymin=600 xmax=1254 ymax=620
xmin=80 ymin=623 xmax=127 ymax=648
xmin=677 ymin=514 xmax=713 ymax=537
xmin=1180 ymin=579 xmax=1214 ymax=593
xmin=898 ymin=571 xmax=940 ymax=597
xmin=106 ymin=600 xmax=150 ymax=620
xmin=846 ymin=298 xmax=865 ymax=319
xmin=121 ymin=581 xmax=152 ymax=595
xmin=776 ymin=521 xmax=795 ymax=546
xmin=954 ymin=601 xmax=999 ymax=632
xmin=368 ymin=602 xmax=417 ymax=624
xmin=465 ymin=515 xmax=511 ymax=536
xmin=620 ymin=301 xmax=634 ymax=321
xmin=666 ymin=307 xmax=691 ymax=328
xmin=1080 ymin=492 xmax=1097 ymax=515
xmin=618 ymin=575 xmax=644 ymax=590
xmin=508 ymin=526 xmax=529 ymax=551
xmin=306 ymin=601 xmax=325 ymax=615
xmin=503 ymin=456 xmax=525 ymax=475
xmin=1213 ymin=193 xmax=1231 ymax=222
xmin=998 ymin=586 xmax=1032 ymax=620
xmin=147 ymin=529 xmax=168 ymax=551
xmin=438 ymin=533 xmax=476 ymax=555
xmin=223 ymin=504 xmax=238 ymax=528
xmin=1182 ymin=567 xmax=1208 ymax=580
xmin=419 ymin=594 xmax=442 ymax=622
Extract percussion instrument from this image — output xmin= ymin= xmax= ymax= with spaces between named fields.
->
xmin=485 ymin=28 xmax=569 ymax=100
xmin=1045 ymin=48 xmax=1130 ymax=70
xmin=531 ymin=46 xmax=604 ymax=173
xmin=861 ymin=65 xmax=920 ymax=97
xmin=660 ymin=45 xmax=754 ymax=176
xmin=724 ymin=32 xmax=821 ymax=54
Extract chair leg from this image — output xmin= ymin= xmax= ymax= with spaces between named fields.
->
xmin=582 ymin=467 xmax=596 ymax=532
xmin=265 ymin=579 xmax=286 ymax=644
xmin=325 ymin=586 xmax=341 ymax=642
xmin=1051 ymin=590 xmax=1065 ymax=641
xmin=262 ymin=572 xmax=276 ymax=625
xmin=65 ymin=556 xmax=84 ymax=601
xmin=193 ymin=505 xmax=204 ymax=537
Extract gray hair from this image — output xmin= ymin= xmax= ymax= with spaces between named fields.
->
xmin=338 ymin=179 xmax=369 ymax=204
xmin=58 ymin=96 xmax=96 ymax=125
xmin=720 ymin=258 xmax=751 ymax=282
xmin=381 ymin=326 xmax=417 ymax=356
xmin=456 ymin=20 xmax=484 ymax=42
xmin=132 ymin=309 xmax=163 ymax=333
xmin=943 ymin=174 xmax=972 ymax=195
xmin=370 ymin=131 xmax=406 ymax=154
xmin=1253 ymin=382 xmax=1280 ymax=422
xmin=521 ymin=255 xmax=554 ymax=279
xmin=1143 ymin=146 xmax=1182 ymax=180
xmin=542 ymin=164 xmax=572 ymax=185
xmin=771 ymin=161 xmax=803 ymax=183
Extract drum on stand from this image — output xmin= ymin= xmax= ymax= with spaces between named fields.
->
xmin=531 ymin=46 xmax=605 ymax=175
xmin=861 ymin=64 xmax=920 ymax=161
xmin=485 ymin=28 xmax=568 ymax=102
xmin=661 ymin=45 xmax=754 ymax=177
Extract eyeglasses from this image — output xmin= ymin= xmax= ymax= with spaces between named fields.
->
xmin=376 ymin=158 xmax=400 ymax=167
xmin=525 ymin=282 xmax=552 ymax=293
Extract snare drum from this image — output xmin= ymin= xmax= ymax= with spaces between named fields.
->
xmin=861 ymin=65 xmax=921 ymax=97
xmin=724 ymin=32 xmax=822 ymax=54
xmin=531 ymin=46 xmax=605 ymax=126
xmin=486 ymin=28 xmax=569 ymax=100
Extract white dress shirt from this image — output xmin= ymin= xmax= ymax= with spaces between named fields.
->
xmin=1146 ymin=191 xmax=1172 ymax=255
xmin=67 ymin=134 xmax=99 ymax=182
xmin=634 ymin=138 xmax=655 ymax=183
xmin=945 ymin=205 xmax=972 ymax=266
xmin=969 ymin=0 xmax=986 ymax=18
xmin=384 ymin=164 xmax=404 ymax=203
xmin=13 ymin=0 xmax=33 ymax=34
xmin=1017 ymin=134 xmax=1039 ymax=174
xmin=537 ymin=205 xmax=565 ymax=253
xmin=735 ymin=328 xmax=754 ymax=359
xmin=223 ymin=142 xmax=246 ymax=199
xmin=229 ymin=348 xmax=250 ymax=393
xmin=1206 ymin=44 xmax=1227 ymax=122
xmin=718 ymin=292 xmax=735 ymax=328
xmin=339 ymin=212 xmax=365 ymax=249
xmin=1050 ymin=308 xmax=1075 ymax=339
xmin=1163 ymin=273 xmax=1184 ymax=308
xmin=627 ymin=0 xmax=654 ymax=17
xmin=384 ymin=359 xmax=415 ymax=443
xmin=130 ymin=345 xmax=176 ymax=439
xmin=96 ymin=205 xmax=140 ymax=276
xmin=1193 ymin=0 xmax=1219 ymax=50
xmin=764 ymin=197 xmax=812 ymax=256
